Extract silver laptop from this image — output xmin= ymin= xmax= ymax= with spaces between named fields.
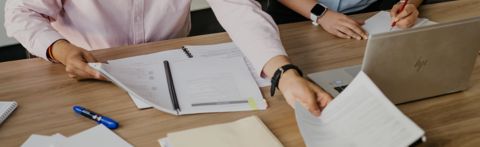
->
xmin=308 ymin=17 xmax=480 ymax=104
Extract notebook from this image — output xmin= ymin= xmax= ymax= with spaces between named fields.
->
xmin=362 ymin=11 xmax=437 ymax=35
xmin=108 ymin=42 xmax=271 ymax=109
xmin=0 ymin=101 xmax=17 ymax=124
xmin=295 ymin=71 xmax=425 ymax=147
xmin=159 ymin=115 xmax=283 ymax=147
xmin=90 ymin=56 xmax=266 ymax=115
xmin=107 ymin=42 xmax=270 ymax=87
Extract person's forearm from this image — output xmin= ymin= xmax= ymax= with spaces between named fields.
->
xmin=262 ymin=55 xmax=291 ymax=78
xmin=278 ymin=0 xmax=318 ymax=19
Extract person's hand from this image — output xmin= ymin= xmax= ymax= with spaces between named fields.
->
xmin=390 ymin=3 xmax=419 ymax=29
xmin=51 ymin=40 xmax=105 ymax=80
xmin=317 ymin=10 xmax=368 ymax=40
xmin=278 ymin=70 xmax=332 ymax=117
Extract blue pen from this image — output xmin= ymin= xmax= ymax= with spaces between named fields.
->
xmin=73 ymin=105 xmax=119 ymax=129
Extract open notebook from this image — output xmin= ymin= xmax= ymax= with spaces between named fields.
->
xmin=158 ymin=115 xmax=283 ymax=147
xmin=362 ymin=11 xmax=437 ymax=35
xmin=108 ymin=42 xmax=270 ymax=109
xmin=90 ymin=56 xmax=266 ymax=115
xmin=295 ymin=71 xmax=425 ymax=147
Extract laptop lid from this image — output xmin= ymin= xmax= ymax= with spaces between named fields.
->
xmin=362 ymin=17 xmax=480 ymax=104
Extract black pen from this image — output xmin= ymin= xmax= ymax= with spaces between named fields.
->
xmin=164 ymin=60 xmax=181 ymax=114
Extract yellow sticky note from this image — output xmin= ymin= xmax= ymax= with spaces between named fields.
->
xmin=247 ymin=97 xmax=258 ymax=110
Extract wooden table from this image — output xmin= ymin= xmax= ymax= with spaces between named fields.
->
xmin=1 ymin=0 xmax=479 ymax=146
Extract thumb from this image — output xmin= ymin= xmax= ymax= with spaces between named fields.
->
xmin=82 ymin=51 xmax=98 ymax=63
xmin=299 ymin=90 xmax=322 ymax=117
xmin=390 ymin=5 xmax=401 ymax=18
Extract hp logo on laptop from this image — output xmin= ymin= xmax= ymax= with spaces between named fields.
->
xmin=414 ymin=57 xmax=428 ymax=72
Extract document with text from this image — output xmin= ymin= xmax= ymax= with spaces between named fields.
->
xmin=295 ymin=71 xmax=425 ymax=147
xmin=90 ymin=56 xmax=266 ymax=115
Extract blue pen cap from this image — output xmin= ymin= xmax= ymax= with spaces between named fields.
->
xmin=100 ymin=116 xmax=119 ymax=129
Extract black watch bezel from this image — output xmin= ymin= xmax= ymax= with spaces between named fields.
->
xmin=311 ymin=3 xmax=327 ymax=16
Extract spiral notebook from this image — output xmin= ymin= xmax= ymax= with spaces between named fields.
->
xmin=90 ymin=56 xmax=266 ymax=115
xmin=106 ymin=42 xmax=270 ymax=109
xmin=0 ymin=101 xmax=17 ymax=124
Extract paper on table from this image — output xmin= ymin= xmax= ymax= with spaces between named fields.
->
xmin=128 ymin=93 xmax=152 ymax=109
xmin=295 ymin=71 xmax=425 ymax=147
xmin=158 ymin=138 xmax=171 ymax=147
xmin=164 ymin=116 xmax=283 ymax=147
xmin=362 ymin=11 xmax=437 ymax=35
xmin=170 ymin=57 xmax=266 ymax=114
xmin=54 ymin=125 xmax=133 ymax=147
xmin=107 ymin=49 xmax=188 ymax=110
xmin=108 ymin=49 xmax=188 ymax=66
xmin=185 ymin=42 xmax=271 ymax=87
xmin=91 ymin=62 xmax=178 ymax=114
xmin=92 ymin=56 xmax=266 ymax=115
xmin=21 ymin=133 xmax=66 ymax=147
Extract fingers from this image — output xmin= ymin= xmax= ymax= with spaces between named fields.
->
xmin=342 ymin=19 xmax=368 ymax=39
xmin=395 ymin=10 xmax=418 ymax=29
xmin=83 ymin=51 xmax=98 ymax=63
xmin=297 ymin=90 xmax=322 ymax=117
xmin=319 ymin=11 xmax=367 ymax=40
xmin=310 ymin=83 xmax=333 ymax=109
xmin=65 ymin=53 xmax=103 ymax=80
xmin=334 ymin=30 xmax=350 ymax=39
xmin=390 ymin=4 xmax=401 ymax=18
xmin=391 ymin=5 xmax=418 ymax=28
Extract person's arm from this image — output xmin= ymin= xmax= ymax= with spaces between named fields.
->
xmin=279 ymin=0 xmax=367 ymax=40
xmin=207 ymin=0 xmax=332 ymax=116
xmin=5 ymin=0 xmax=102 ymax=80
xmin=390 ymin=0 xmax=424 ymax=28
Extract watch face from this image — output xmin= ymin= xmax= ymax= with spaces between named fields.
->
xmin=311 ymin=4 xmax=326 ymax=16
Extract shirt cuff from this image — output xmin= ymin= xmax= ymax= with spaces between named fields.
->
xmin=29 ymin=30 xmax=64 ymax=60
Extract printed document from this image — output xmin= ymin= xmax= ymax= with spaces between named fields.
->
xmin=295 ymin=71 xmax=425 ymax=147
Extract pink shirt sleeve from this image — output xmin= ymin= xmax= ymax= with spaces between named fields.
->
xmin=4 ymin=0 xmax=65 ymax=60
xmin=207 ymin=0 xmax=288 ymax=77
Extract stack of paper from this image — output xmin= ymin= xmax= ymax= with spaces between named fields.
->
xmin=295 ymin=71 xmax=425 ymax=146
xmin=21 ymin=125 xmax=133 ymax=147
xmin=158 ymin=115 xmax=283 ymax=147
xmin=362 ymin=11 xmax=437 ymax=35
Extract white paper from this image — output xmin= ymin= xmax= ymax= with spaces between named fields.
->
xmin=128 ymin=93 xmax=152 ymax=109
xmin=185 ymin=42 xmax=271 ymax=87
xmin=171 ymin=57 xmax=266 ymax=114
xmin=362 ymin=11 xmax=437 ymax=35
xmin=91 ymin=63 xmax=178 ymax=115
xmin=54 ymin=125 xmax=133 ymax=147
xmin=295 ymin=71 xmax=424 ymax=147
xmin=108 ymin=49 xmax=188 ymax=66
xmin=158 ymin=138 xmax=171 ymax=147
xmin=21 ymin=134 xmax=66 ymax=147
xmin=91 ymin=56 xmax=266 ymax=115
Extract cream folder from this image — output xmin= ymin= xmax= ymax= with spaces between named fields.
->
xmin=163 ymin=115 xmax=283 ymax=147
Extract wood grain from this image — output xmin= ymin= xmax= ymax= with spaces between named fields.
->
xmin=1 ymin=0 xmax=479 ymax=146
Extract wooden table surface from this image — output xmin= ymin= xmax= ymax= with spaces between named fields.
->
xmin=1 ymin=0 xmax=479 ymax=146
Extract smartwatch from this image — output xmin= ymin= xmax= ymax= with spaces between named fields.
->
xmin=310 ymin=3 xmax=328 ymax=26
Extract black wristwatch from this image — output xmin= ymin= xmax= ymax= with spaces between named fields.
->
xmin=270 ymin=64 xmax=304 ymax=96
xmin=310 ymin=3 xmax=328 ymax=26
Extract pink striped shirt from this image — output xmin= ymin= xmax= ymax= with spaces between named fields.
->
xmin=5 ymin=0 xmax=286 ymax=76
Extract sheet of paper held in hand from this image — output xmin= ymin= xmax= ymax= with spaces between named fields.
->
xmin=295 ymin=71 xmax=425 ymax=147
